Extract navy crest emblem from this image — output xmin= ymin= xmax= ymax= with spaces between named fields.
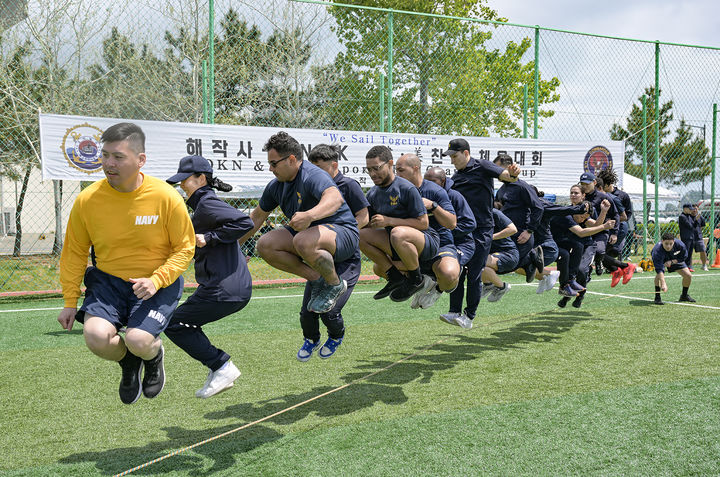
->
xmin=583 ymin=146 xmax=613 ymax=175
xmin=61 ymin=123 xmax=103 ymax=173
xmin=389 ymin=194 xmax=399 ymax=206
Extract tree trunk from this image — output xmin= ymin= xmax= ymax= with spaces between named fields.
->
xmin=13 ymin=161 xmax=32 ymax=257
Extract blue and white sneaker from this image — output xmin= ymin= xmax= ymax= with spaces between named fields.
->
xmin=318 ymin=337 xmax=343 ymax=359
xmin=297 ymin=339 xmax=321 ymax=362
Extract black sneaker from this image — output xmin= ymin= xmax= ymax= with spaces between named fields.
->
xmin=678 ymin=294 xmax=696 ymax=303
xmin=595 ymin=261 xmax=604 ymax=276
xmin=654 ymin=297 xmax=665 ymax=305
xmin=557 ymin=296 xmax=571 ymax=308
xmin=533 ymin=245 xmax=544 ymax=270
xmin=142 ymin=345 xmax=165 ymax=399
xmin=373 ymin=280 xmax=404 ymax=300
xmin=524 ymin=255 xmax=537 ymax=283
xmin=118 ymin=352 xmax=143 ymax=405
xmin=572 ymin=289 xmax=586 ymax=308
xmin=390 ymin=276 xmax=431 ymax=302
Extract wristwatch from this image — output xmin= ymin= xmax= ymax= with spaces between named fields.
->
xmin=429 ymin=201 xmax=438 ymax=212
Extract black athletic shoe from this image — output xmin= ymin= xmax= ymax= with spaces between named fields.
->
xmin=118 ymin=352 xmax=143 ymax=405
xmin=557 ymin=296 xmax=571 ymax=308
xmin=373 ymin=280 xmax=404 ymax=300
xmin=572 ymin=289 xmax=586 ymax=308
xmin=390 ymin=276 xmax=431 ymax=302
xmin=595 ymin=261 xmax=604 ymax=276
xmin=142 ymin=345 xmax=165 ymax=399
xmin=654 ymin=297 xmax=665 ymax=305
xmin=678 ymin=294 xmax=696 ymax=303
xmin=524 ymin=255 xmax=537 ymax=283
xmin=533 ymin=245 xmax=544 ymax=270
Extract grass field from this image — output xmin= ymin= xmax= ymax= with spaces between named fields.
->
xmin=1 ymin=269 xmax=719 ymax=476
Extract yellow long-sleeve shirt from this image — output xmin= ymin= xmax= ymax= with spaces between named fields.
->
xmin=60 ymin=173 xmax=195 ymax=308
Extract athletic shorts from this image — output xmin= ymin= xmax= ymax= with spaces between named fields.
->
xmin=388 ymin=227 xmax=440 ymax=264
xmin=491 ymin=249 xmax=520 ymax=275
xmin=284 ymin=223 xmax=359 ymax=263
xmin=77 ymin=266 xmax=183 ymax=337
xmin=420 ymin=244 xmax=459 ymax=275
xmin=689 ymin=239 xmax=706 ymax=253
xmin=455 ymin=236 xmax=475 ymax=267
xmin=539 ymin=238 xmax=559 ymax=266
xmin=659 ymin=262 xmax=688 ymax=274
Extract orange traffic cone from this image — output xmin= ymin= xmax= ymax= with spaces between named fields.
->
xmin=711 ymin=249 xmax=720 ymax=269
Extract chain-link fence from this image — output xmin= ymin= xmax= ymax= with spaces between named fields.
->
xmin=0 ymin=0 xmax=718 ymax=293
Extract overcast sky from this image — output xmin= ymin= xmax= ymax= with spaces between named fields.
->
xmin=485 ymin=0 xmax=720 ymax=48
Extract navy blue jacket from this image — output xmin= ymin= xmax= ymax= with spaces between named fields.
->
xmin=495 ymin=179 xmax=544 ymax=235
xmin=444 ymin=178 xmax=476 ymax=243
xmin=611 ymin=187 xmax=633 ymax=222
xmin=187 ymin=186 xmax=254 ymax=302
xmin=585 ymin=189 xmax=620 ymax=238
xmin=651 ymin=239 xmax=689 ymax=273
xmin=450 ymin=157 xmax=504 ymax=229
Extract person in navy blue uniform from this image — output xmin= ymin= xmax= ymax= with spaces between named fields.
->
xmin=494 ymin=153 xmax=545 ymax=283
xmin=442 ymin=139 xmax=520 ymax=330
xmin=597 ymin=168 xmax=633 ymax=260
xmin=651 ymin=233 xmax=695 ymax=304
xmin=480 ymin=208 xmax=519 ymax=303
xmin=298 ymin=144 xmax=369 ymax=360
xmin=394 ymin=154 xmax=459 ymax=310
xmin=165 ymin=155 xmax=254 ymax=398
xmin=578 ymin=172 xmax=636 ymax=286
xmin=424 ymin=167 xmax=477 ymax=317
xmin=360 ymin=146 xmax=438 ymax=303
xmin=679 ymin=203 xmax=709 ymax=271
xmin=240 ymin=132 xmax=360 ymax=361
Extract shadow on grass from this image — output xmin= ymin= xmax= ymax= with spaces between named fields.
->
xmin=59 ymin=309 xmax=596 ymax=475
xmin=628 ymin=299 xmax=661 ymax=306
xmin=44 ymin=329 xmax=83 ymax=336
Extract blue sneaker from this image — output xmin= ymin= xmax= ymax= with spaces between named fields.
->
xmin=559 ymin=284 xmax=578 ymax=297
xmin=568 ymin=279 xmax=585 ymax=292
xmin=309 ymin=279 xmax=348 ymax=313
xmin=318 ymin=337 xmax=343 ymax=359
xmin=296 ymin=339 xmax=321 ymax=362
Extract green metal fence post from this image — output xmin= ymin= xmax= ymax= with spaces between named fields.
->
xmin=533 ymin=26 xmax=539 ymax=139
xmin=387 ymin=11 xmax=394 ymax=133
xmin=202 ymin=60 xmax=208 ymax=124
xmin=209 ymin=0 xmax=215 ymax=124
xmin=523 ymin=84 xmax=528 ymax=138
xmin=642 ymin=95 xmax=648 ymax=257
xmin=711 ymin=103 xmax=717 ymax=260
xmin=653 ymin=41 xmax=660 ymax=242
xmin=379 ymin=73 xmax=385 ymax=132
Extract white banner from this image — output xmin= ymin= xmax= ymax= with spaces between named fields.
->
xmin=40 ymin=113 xmax=624 ymax=197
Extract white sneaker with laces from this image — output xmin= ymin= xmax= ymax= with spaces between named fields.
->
xmin=196 ymin=369 xmax=214 ymax=397
xmin=439 ymin=312 xmax=460 ymax=326
xmin=537 ymin=271 xmax=560 ymax=293
xmin=535 ymin=275 xmax=550 ymax=294
xmin=411 ymin=276 xmax=438 ymax=309
xmin=455 ymin=313 xmax=473 ymax=330
xmin=487 ymin=283 xmax=511 ymax=303
xmin=703 ymin=265 xmax=709 ymax=271
xmin=197 ymin=361 xmax=241 ymax=399
xmin=418 ymin=285 xmax=443 ymax=309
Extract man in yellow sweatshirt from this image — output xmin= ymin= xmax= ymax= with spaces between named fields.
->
xmin=57 ymin=122 xmax=195 ymax=404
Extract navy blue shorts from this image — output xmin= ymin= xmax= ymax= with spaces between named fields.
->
xmin=388 ymin=227 xmax=440 ymax=264
xmin=455 ymin=236 xmax=475 ymax=267
xmin=78 ymin=266 xmax=184 ymax=337
xmin=689 ymin=240 xmax=706 ymax=253
xmin=284 ymin=223 xmax=359 ymax=263
xmin=491 ymin=249 xmax=520 ymax=274
xmin=660 ymin=263 xmax=688 ymax=274
xmin=421 ymin=244 xmax=459 ymax=275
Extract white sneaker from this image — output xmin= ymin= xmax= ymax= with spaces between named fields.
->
xmin=535 ymin=275 xmax=549 ymax=294
xmin=195 ymin=369 xmax=214 ymax=397
xmin=537 ymin=271 xmax=560 ymax=293
xmin=487 ymin=283 xmax=511 ymax=303
xmin=411 ymin=276 xmax=438 ymax=309
xmin=703 ymin=265 xmax=709 ymax=271
xmin=418 ymin=285 xmax=443 ymax=309
xmin=439 ymin=312 xmax=460 ymax=326
xmin=480 ymin=283 xmax=493 ymax=300
xmin=197 ymin=361 xmax=241 ymax=399
xmin=455 ymin=313 xmax=473 ymax=330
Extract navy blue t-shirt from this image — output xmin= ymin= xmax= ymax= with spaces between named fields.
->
xmin=550 ymin=214 xmax=593 ymax=246
xmin=611 ymin=187 xmax=633 ymax=221
xmin=585 ymin=189 xmax=620 ymax=237
xmin=451 ymin=157 xmax=505 ymax=229
xmin=651 ymin=240 xmax=688 ymax=272
xmin=495 ymin=179 xmax=544 ymax=233
xmin=444 ymin=178 xmax=476 ymax=243
xmin=259 ymin=161 xmax=357 ymax=228
xmin=334 ymin=172 xmax=369 ymax=218
xmin=366 ymin=176 xmax=426 ymax=220
xmin=418 ymin=179 xmax=455 ymax=247
xmin=490 ymin=209 xmax=518 ymax=254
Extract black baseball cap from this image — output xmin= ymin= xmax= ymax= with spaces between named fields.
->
xmin=441 ymin=138 xmax=470 ymax=156
xmin=166 ymin=155 xmax=213 ymax=184
xmin=682 ymin=203 xmax=696 ymax=209
xmin=579 ymin=172 xmax=596 ymax=183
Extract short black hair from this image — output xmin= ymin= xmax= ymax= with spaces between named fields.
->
xmin=493 ymin=152 xmax=513 ymax=165
xmin=101 ymin=122 xmax=145 ymax=153
xmin=595 ymin=177 xmax=605 ymax=188
xmin=263 ymin=131 xmax=303 ymax=160
xmin=308 ymin=144 xmax=340 ymax=163
xmin=366 ymin=145 xmax=393 ymax=163
xmin=661 ymin=232 xmax=675 ymax=241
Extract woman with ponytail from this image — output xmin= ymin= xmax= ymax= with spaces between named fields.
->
xmin=165 ymin=155 xmax=254 ymax=398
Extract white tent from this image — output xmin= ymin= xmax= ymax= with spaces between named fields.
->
xmin=621 ymin=173 xmax=681 ymax=200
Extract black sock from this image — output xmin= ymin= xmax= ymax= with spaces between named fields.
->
xmin=682 ymin=286 xmax=689 ymax=296
xmin=655 ymin=286 xmax=661 ymax=300
xmin=386 ymin=265 xmax=404 ymax=283
xmin=119 ymin=350 xmax=139 ymax=366
xmin=407 ymin=268 xmax=422 ymax=285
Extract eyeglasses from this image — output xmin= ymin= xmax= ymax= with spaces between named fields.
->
xmin=268 ymin=155 xmax=291 ymax=168
xmin=366 ymin=161 xmax=389 ymax=173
